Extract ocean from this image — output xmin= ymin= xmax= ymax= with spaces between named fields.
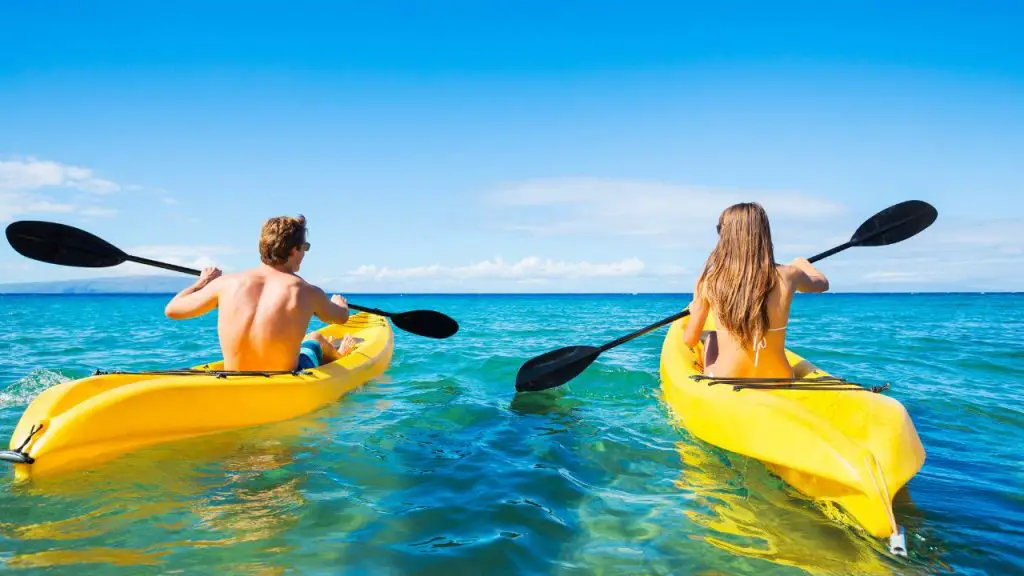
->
xmin=1 ymin=293 xmax=1022 ymax=575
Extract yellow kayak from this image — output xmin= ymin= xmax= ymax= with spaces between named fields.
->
xmin=659 ymin=312 xmax=925 ymax=546
xmin=3 ymin=312 xmax=393 ymax=481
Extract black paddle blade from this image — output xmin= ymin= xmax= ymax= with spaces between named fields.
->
xmin=390 ymin=310 xmax=459 ymax=339
xmin=851 ymin=200 xmax=938 ymax=247
xmin=5 ymin=220 xmax=127 ymax=268
xmin=515 ymin=345 xmax=600 ymax=392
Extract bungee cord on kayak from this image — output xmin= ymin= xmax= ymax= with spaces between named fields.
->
xmin=689 ymin=374 xmax=891 ymax=393
xmin=92 ymin=368 xmax=315 ymax=378
xmin=0 ymin=424 xmax=42 ymax=465
xmin=723 ymin=382 xmax=891 ymax=392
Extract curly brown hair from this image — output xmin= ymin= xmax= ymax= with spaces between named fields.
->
xmin=259 ymin=215 xmax=308 ymax=266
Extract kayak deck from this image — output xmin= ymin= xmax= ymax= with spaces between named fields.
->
xmin=6 ymin=312 xmax=393 ymax=481
xmin=659 ymin=313 xmax=926 ymax=541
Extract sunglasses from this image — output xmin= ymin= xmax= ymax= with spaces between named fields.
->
xmin=716 ymin=223 xmax=721 ymax=234
xmin=301 ymin=242 xmax=311 ymax=252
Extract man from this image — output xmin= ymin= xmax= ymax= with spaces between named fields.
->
xmin=164 ymin=214 xmax=356 ymax=371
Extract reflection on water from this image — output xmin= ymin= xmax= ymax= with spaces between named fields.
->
xmin=674 ymin=439 xmax=909 ymax=576
xmin=2 ymin=414 xmax=324 ymax=573
xmin=4 ymin=548 xmax=167 ymax=570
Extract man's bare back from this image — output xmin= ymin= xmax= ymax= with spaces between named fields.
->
xmin=164 ymin=215 xmax=355 ymax=371
xmin=216 ymin=267 xmax=324 ymax=371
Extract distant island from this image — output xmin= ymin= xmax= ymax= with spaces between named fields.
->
xmin=0 ymin=275 xmax=193 ymax=294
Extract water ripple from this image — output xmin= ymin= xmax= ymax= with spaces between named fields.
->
xmin=0 ymin=293 xmax=1021 ymax=575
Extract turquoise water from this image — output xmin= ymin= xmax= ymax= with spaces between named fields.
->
xmin=1 ymin=293 xmax=1022 ymax=575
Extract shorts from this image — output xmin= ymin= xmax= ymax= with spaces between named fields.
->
xmin=296 ymin=339 xmax=324 ymax=370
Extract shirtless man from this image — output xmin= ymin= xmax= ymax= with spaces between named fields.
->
xmin=164 ymin=215 xmax=356 ymax=371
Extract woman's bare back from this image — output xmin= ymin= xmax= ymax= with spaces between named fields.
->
xmin=684 ymin=259 xmax=829 ymax=379
xmin=703 ymin=268 xmax=795 ymax=378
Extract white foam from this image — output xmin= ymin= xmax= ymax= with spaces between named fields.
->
xmin=0 ymin=369 xmax=70 ymax=409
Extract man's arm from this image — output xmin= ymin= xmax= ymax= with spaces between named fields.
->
xmin=312 ymin=287 xmax=350 ymax=325
xmin=165 ymin=267 xmax=223 ymax=320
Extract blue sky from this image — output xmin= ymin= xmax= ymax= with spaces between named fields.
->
xmin=2 ymin=1 xmax=1022 ymax=292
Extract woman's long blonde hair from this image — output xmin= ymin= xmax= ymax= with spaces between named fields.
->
xmin=696 ymin=202 xmax=778 ymax=350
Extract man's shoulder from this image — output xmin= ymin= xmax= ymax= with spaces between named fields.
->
xmin=225 ymin=268 xmax=264 ymax=285
xmin=282 ymin=274 xmax=325 ymax=300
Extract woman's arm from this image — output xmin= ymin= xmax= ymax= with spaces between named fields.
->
xmin=787 ymin=257 xmax=830 ymax=293
xmin=682 ymin=279 xmax=711 ymax=348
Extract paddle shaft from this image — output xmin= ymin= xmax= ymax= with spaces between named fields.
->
xmin=127 ymin=255 xmax=205 ymax=276
xmin=598 ymin=309 xmax=692 ymax=353
xmin=807 ymin=242 xmax=852 ymax=264
xmin=808 ymin=211 xmax=921 ymax=263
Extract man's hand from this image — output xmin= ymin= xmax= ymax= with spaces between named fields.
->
xmin=331 ymin=294 xmax=348 ymax=309
xmin=165 ymin=267 xmax=222 ymax=320
xmin=314 ymin=292 xmax=350 ymax=325
xmin=198 ymin=266 xmax=222 ymax=287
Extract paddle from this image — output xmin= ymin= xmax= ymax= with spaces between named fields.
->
xmin=514 ymin=200 xmax=938 ymax=392
xmin=4 ymin=220 xmax=460 ymax=339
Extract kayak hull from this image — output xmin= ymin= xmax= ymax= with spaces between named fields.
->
xmin=7 ymin=313 xmax=393 ymax=481
xmin=659 ymin=313 xmax=925 ymax=539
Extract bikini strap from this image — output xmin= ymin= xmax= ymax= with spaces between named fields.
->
xmin=754 ymin=337 xmax=767 ymax=367
xmin=755 ymin=324 xmax=787 ymax=366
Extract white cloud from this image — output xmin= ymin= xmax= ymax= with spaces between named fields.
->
xmin=0 ymin=191 xmax=76 ymax=222
xmin=491 ymin=177 xmax=846 ymax=240
xmin=932 ymin=218 xmax=1024 ymax=255
xmin=858 ymin=256 xmax=1023 ymax=289
xmin=485 ymin=178 xmax=1022 ymax=291
xmin=130 ymin=245 xmax=239 ymax=259
xmin=850 ymin=217 xmax=1024 ymax=288
xmin=346 ymin=256 xmax=648 ymax=282
xmin=861 ymin=270 xmax=933 ymax=284
xmin=651 ymin=264 xmax=690 ymax=276
xmin=0 ymin=157 xmax=121 ymax=194
xmin=0 ymin=156 xmax=133 ymax=222
xmin=313 ymin=256 xmax=695 ymax=293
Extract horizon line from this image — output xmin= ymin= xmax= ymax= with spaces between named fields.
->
xmin=1 ymin=291 xmax=1020 ymax=296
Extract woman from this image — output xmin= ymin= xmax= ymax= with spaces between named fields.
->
xmin=682 ymin=202 xmax=830 ymax=378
